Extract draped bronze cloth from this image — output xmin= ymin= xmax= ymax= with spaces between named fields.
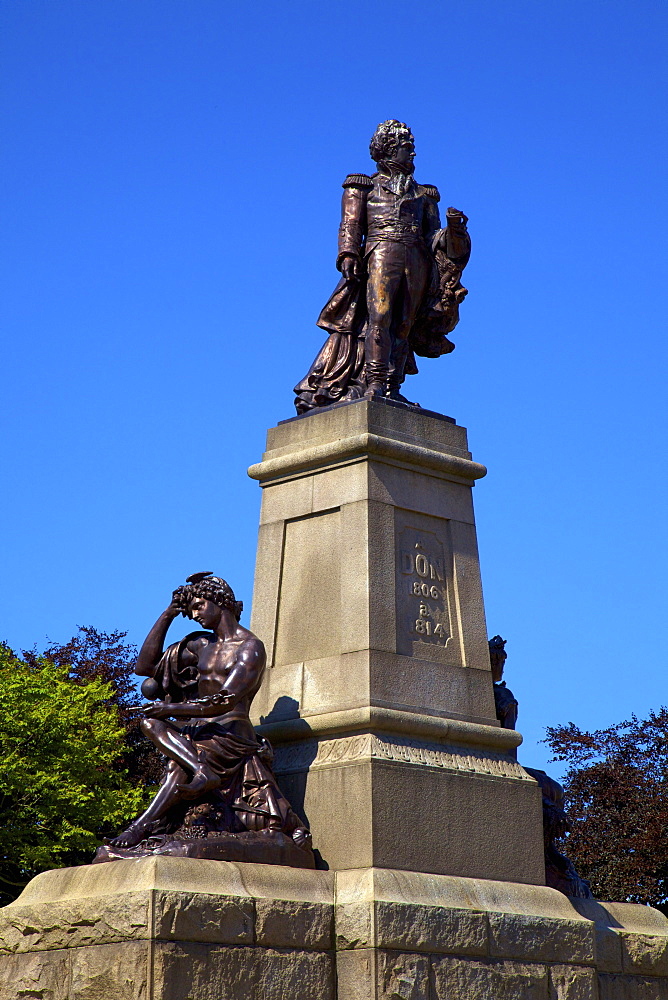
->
xmin=292 ymin=273 xmax=368 ymax=411
xmin=153 ymin=635 xmax=304 ymax=840
xmin=293 ymin=252 xmax=465 ymax=413
xmin=178 ymin=720 xmax=301 ymax=834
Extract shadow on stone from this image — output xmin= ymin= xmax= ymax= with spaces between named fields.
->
xmin=259 ymin=697 xmax=321 ymax=862
xmin=260 ymin=695 xmax=302 ymax=724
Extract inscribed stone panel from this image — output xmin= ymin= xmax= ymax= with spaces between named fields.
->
xmin=394 ymin=509 xmax=460 ymax=665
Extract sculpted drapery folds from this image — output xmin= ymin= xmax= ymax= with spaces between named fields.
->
xmin=95 ymin=572 xmax=312 ymax=866
xmin=294 ymin=120 xmax=470 ymax=413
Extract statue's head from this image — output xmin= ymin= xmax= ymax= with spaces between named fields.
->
xmin=369 ymin=120 xmax=415 ymax=170
xmin=173 ymin=571 xmax=243 ymax=627
xmin=488 ymin=634 xmax=507 ymax=683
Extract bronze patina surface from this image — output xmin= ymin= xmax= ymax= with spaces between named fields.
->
xmin=489 ymin=634 xmax=592 ymax=898
xmin=95 ymin=572 xmax=313 ymax=868
xmin=525 ymin=767 xmax=594 ymax=899
xmin=295 ymin=119 xmax=470 ymax=412
xmin=489 ymin=635 xmax=519 ymax=738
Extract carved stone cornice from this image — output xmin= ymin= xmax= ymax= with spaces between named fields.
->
xmin=272 ymin=732 xmax=532 ymax=782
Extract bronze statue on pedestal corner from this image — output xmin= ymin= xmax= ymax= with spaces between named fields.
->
xmin=294 ymin=119 xmax=470 ymax=414
xmin=488 ymin=634 xmax=593 ymax=898
xmin=524 ymin=767 xmax=593 ymax=899
xmin=94 ymin=572 xmax=313 ymax=868
xmin=489 ymin=635 xmax=519 ymax=739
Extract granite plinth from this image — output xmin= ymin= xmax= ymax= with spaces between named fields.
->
xmin=3 ymin=858 xmax=668 ymax=999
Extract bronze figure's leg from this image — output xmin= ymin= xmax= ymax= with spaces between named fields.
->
xmin=388 ymin=338 xmax=411 ymax=397
xmin=109 ymin=760 xmax=186 ymax=847
xmin=365 ymin=247 xmax=404 ymax=397
xmin=108 ymin=720 xmax=222 ymax=848
xmin=386 ymin=248 xmax=430 ymax=402
xmin=139 ymin=718 xmax=222 ymax=799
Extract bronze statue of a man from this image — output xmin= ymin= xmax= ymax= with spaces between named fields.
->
xmin=487 ymin=634 xmax=591 ymax=897
xmin=96 ymin=572 xmax=312 ymax=866
xmin=489 ymin=634 xmax=519 ymax=733
xmin=294 ymin=120 xmax=470 ymax=413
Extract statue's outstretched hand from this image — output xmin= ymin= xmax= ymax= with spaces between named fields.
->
xmin=142 ymin=700 xmax=171 ymax=719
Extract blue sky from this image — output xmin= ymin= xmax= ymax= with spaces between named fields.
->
xmin=2 ymin=0 xmax=666 ymax=773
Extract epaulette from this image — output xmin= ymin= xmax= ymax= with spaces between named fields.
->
xmin=342 ymin=173 xmax=374 ymax=189
xmin=422 ymin=184 xmax=440 ymax=201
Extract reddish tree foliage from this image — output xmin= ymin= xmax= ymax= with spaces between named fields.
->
xmin=545 ymin=710 xmax=668 ymax=906
xmin=22 ymin=627 xmax=163 ymax=786
xmin=23 ymin=626 xmax=139 ymax=713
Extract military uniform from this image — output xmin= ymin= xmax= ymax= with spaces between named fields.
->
xmin=335 ymin=170 xmax=441 ymax=394
xmin=293 ymin=169 xmax=470 ymax=413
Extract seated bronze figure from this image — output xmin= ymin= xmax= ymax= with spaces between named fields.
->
xmin=95 ymin=572 xmax=312 ymax=867
xmin=524 ymin=767 xmax=593 ymax=899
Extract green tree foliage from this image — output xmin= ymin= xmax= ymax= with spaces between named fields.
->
xmin=23 ymin=627 xmax=163 ymax=786
xmin=0 ymin=640 xmax=148 ymax=903
xmin=545 ymin=710 xmax=668 ymax=906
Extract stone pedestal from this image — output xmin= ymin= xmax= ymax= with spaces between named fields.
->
xmin=3 ymin=858 xmax=668 ymax=1000
xmin=8 ymin=400 xmax=665 ymax=999
xmin=247 ymin=399 xmax=544 ymax=882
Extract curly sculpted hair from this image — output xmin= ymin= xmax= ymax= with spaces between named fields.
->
xmin=369 ymin=120 xmax=414 ymax=163
xmin=173 ymin=572 xmax=243 ymax=622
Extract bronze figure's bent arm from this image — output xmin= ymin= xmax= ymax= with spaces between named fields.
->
xmin=422 ymin=186 xmax=442 ymax=244
xmin=336 ymin=180 xmax=370 ymax=270
xmin=143 ymin=694 xmax=233 ymax=719
xmin=144 ymin=638 xmax=266 ymax=719
xmin=135 ymin=602 xmax=182 ymax=677
xmin=217 ymin=639 xmax=265 ymax=702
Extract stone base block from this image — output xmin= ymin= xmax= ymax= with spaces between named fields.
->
xmin=2 ymin=859 xmax=668 ymax=999
xmin=247 ymin=396 xmax=547 ymax=887
xmin=0 ymin=858 xmax=335 ymax=1000
xmin=274 ymin=740 xmax=545 ymax=883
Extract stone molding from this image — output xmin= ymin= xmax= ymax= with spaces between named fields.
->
xmin=257 ymin=705 xmax=522 ymax=753
xmin=248 ymin=431 xmax=487 ymax=485
xmin=272 ymin=732 xmax=532 ymax=781
xmin=248 ymin=400 xmax=536 ymax=882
